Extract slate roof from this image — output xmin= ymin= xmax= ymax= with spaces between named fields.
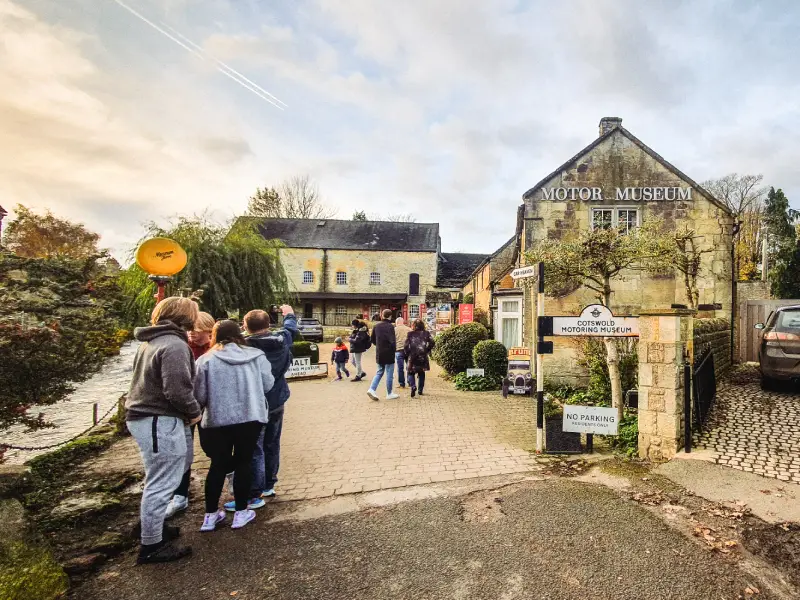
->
xmin=521 ymin=123 xmax=732 ymax=215
xmin=437 ymin=252 xmax=490 ymax=288
xmin=249 ymin=218 xmax=440 ymax=252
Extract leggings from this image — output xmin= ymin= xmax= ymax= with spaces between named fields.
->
xmin=199 ymin=421 xmax=263 ymax=513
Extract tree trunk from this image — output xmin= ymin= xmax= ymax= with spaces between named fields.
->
xmin=604 ymin=337 xmax=624 ymax=423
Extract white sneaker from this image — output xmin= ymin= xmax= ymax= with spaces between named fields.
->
xmin=386 ymin=393 xmax=400 ymax=400
xmin=367 ymin=389 xmax=379 ymax=401
xmin=200 ymin=510 xmax=226 ymax=532
xmin=165 ymin=495 xmax=189 ymax=519
xmin=231 ymin=509 xmax=256 ymax=530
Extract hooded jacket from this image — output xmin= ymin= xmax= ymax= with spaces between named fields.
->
xmin=349 ymin=324 xmax=371 ymax=353
xmin=194 ymin=343 xmax=274 ymax=428
xmin=125 ymin=321 xmax=202 ymax=421
xmin=246 ymin=313 xmax=298 ymax=412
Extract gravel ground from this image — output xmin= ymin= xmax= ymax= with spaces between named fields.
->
xmin=75 ymin=478 xmax=768 ymax=600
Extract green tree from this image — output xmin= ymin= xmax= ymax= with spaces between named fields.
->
xmin=525 ymin=220 xmax=672 ymax=420
xmin=667 ymin=226 xmax=714 ymax=310
xmin=771 ymin=243 xmax=800 ymax=299
xmin=3 ymin=205 xmax=101 ymax=260
xmin=763 ymin=187 xmax=799 ymax=297
xmin=118 ymin=216 xmax=292 ymax=325
xmin=351 ymin=210 xmax=367 ymax=221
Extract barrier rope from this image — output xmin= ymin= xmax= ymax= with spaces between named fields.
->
xmin=0 ymin=401 xmax=119 ymax=453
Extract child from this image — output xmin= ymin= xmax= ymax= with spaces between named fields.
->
xmin=331 ymin=337 xmax=351 ymax=380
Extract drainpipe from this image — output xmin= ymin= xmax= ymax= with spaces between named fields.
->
xmin=730 ymin=221 xmax=741 ymax=364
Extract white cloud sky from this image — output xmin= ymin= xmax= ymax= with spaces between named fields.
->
xmin=2 ymin=0 xmax=799 ymax=260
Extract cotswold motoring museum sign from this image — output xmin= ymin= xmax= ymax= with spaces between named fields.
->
xmin=540 ymin=304 xmax=640 ymax=338
xmin=542 ymin=186 xmax=692 ymax=202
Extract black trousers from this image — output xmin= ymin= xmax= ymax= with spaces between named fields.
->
xmin=199 ymin=421 xmax=263 ymax=513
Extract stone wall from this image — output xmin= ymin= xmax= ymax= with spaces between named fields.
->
xmin=693 ymin=318 xmax=732 ymax=376
xmin=737 ymin=280 xmax=771 ymax=303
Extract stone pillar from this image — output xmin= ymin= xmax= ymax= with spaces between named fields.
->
xmin=637 ymin=309 xmax=695 ymax=461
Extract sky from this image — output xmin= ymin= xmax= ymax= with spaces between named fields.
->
xmin=1 ymin=0 xmax=799 ymax=260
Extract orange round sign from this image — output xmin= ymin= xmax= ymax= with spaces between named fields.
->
xmin=135 ymin=238 xmax=187 ymax=276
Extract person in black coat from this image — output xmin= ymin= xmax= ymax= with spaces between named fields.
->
xmin=367 ymin=310 xmax=398 ymax=401
xmin=348 ymin=319 xmax=371 ymax=381
xmin=404 ymin=319 xmax=435 ymax=398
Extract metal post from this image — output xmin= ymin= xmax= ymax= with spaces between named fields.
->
xmin=536 ymin=262 xmax=545 ymax=453
xmin=683 ymin=350 xmax=692 ymax=453
xmin=92 ymin=403 xmax=99 ymax=426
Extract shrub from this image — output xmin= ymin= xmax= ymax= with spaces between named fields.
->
xmin=608 ymin=414 xmax=638 ymax=457
xmin=453 ymin=372 xmax=500 ymax=391
xmin=473 ymin=307 xmax=489 ymax=327
xmin=291 ymin=341 xmax=320 ymax=363
xmin=431 ymin=322 xmax=489 ymax=375
xmin=472 ymin=340 xmax=508 ymax=381
xmin=462 ymin=293 xmax=474 ymax=304
xmin=578 ymin=338 xmax=638 ymax=406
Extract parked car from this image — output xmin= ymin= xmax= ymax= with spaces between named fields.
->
xmin=755 ymin=305 xmax=800 ymax=389
xmin=297 ymin=318 xmax=324 ymax=342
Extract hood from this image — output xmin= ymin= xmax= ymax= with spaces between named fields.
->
xmin=212 ymin=343 xmax=265 ymax=365
xmin=134 ymin=321 xmax=188 ymax=343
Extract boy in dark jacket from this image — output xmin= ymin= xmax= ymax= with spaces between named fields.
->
xmin=367 ymin=309 xmax=399 ymax=401
xmin=331 ymin=337 xmax=351 ymax=380
xmin=348 ymin=319 xmax=370 ymax=381
xmin=239 ymin=305 xmax=298 ymax=503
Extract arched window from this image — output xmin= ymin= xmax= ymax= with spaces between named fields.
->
xmin=409 ymin=273 xmax=420 ymax=296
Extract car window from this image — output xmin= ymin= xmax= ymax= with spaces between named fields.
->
xmin=776 ymin=310 xmax=800 ymax=331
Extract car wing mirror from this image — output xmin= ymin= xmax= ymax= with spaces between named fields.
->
xmin=754 ymin=323 xmax=765 ymax=330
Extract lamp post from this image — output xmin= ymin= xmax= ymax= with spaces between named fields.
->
xmin=449 ymin=288 xmax=461 ymax=326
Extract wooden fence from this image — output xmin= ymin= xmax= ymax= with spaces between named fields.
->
xmin=738 ymin=300 xmax=800 ymax=363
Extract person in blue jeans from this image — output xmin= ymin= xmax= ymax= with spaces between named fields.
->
xmin=393 ymin=317 xmax=412 ymax=388
xmin=224 ymin=305 xmax=298 ymax=511
xmin=367 ymin=309 xmax=399 ymax=401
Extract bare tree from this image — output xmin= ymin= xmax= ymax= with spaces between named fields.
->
xmin=246 ymin=175 xmax=337 ymax=219
xmin=385 ymin=213 xmax=417 ymax=223
xmin=701 ymin=173 xmax=767 ymax=280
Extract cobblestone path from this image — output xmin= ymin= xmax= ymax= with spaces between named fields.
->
xmin=1 ymin=342 xmax=138 ymax=465
xmin=693 ymin=379 xmax=800 ymax=484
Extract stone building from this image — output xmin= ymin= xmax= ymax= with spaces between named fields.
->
xmin=516 ymin=117 xmax=735 ymax=383
xmin=249 ymin=218 xmax=485 ymax=326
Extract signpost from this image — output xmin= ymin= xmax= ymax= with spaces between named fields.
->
xmin=540 ymin=304 xmax=639 ymax=338
xmin=563 ymin=405 xmax=619 ymax=435
xmin=458 ymin=304 xmax=474 ymax=324
xmin=511 ymin=266 xmax=537 ymax=280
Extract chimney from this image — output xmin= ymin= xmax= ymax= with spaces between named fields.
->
xmin=599 ymin=117 xmax=622 ymax=137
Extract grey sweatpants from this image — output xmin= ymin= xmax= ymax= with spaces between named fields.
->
xmin=351 ymin=352 xmax=364 ymax=376
xmin=128 ymin=416 xmax=191 ymax=545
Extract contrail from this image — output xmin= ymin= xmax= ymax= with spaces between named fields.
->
xmin=161 ymin=22 xmax=287 ymax=108
xmin=112 ymin=0 xmax=284 ymax=110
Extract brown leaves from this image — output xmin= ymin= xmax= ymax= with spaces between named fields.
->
xmin=692 ymin=525 xmax=739 ymax=553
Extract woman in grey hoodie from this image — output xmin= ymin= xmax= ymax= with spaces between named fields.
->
xmin=194 ymin=320 xmax=274 ymax=531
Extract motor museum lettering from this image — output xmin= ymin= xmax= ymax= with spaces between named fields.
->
xmin=541 ymin=187 xmax=692 ymax=202
xmin=550 ymin=304 xmax=639 ymax=338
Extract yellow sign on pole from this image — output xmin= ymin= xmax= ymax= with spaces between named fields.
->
xmin=135 ymin=238 xmax=187 ymax=276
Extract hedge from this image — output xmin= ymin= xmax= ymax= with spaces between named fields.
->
xmin=292 ymin=341 xmax=320 ymax=363
xmin=473 ymin=340 xmax=508 ymax=382
xmin=431 ymin=322 xmax=489 ymax=375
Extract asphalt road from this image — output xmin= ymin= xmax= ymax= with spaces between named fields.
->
xmin=75 ymin=478 xmax=765 ymax=600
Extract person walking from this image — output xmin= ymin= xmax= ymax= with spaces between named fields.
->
xmin=194 ymin=320 xmax=274 ymax=532
xmin=404 ymin=319 xmax=436 ymax=398
xmin=348 ymin=319 xmax=370 ymax=381
xmin=367 ymin=309 xmax=399 ymax=401
xmin=163 ymin=311 xmax=216 ymax=520
xmin=393 ymin=317 xmax=412 ymax=389
xmin=331 ymin=337 xmax=351 ymax=380
xmin=239 ymin=305 xmax=298 ymax=503
xmin=126 ymin=296 xmax=201 ymax=565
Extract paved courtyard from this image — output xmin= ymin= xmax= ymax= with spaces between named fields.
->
xmin=693 ymin=376 xmax=800 ymax=484
xmin=192 ymin=343 xmax=540 ymax=500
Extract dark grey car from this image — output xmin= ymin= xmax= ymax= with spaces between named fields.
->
xmin=298 ymin=318 xmax=324 ymax=342
xmin=755 ymin=305 xmax=800 ymax=389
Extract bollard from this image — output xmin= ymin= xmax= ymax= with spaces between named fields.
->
xmin=93 ymin=403 xmax=99 ymax=426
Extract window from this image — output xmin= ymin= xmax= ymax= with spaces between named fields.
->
xmin=370 ymin=272 xmax=381 ymax=285
xmin=409 ymin=273 xmax=420 ymax=296
xmin=497 ymin=298 xmax=522 ymax=349
xmin=336 ymin=304 xmax=347 ymax=315
xmin=591 ymin=208 xmax=639 ymax=232
xmin=302 ymin=270 xmax=313 ymax=284
xmin=336 ymin=271 xmax=347 ymax=285
xmin=409 ymin=304 xmax=420 ymax=319
xmin=370 ymin=304 xmax=380 ymax=317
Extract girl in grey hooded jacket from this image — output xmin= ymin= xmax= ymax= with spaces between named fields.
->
xmin=194 ymin=320 xmax=274 ymax=531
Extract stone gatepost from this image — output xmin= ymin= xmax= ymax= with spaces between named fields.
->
xmin=637 ymin=309 xmax=695 ymax=461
